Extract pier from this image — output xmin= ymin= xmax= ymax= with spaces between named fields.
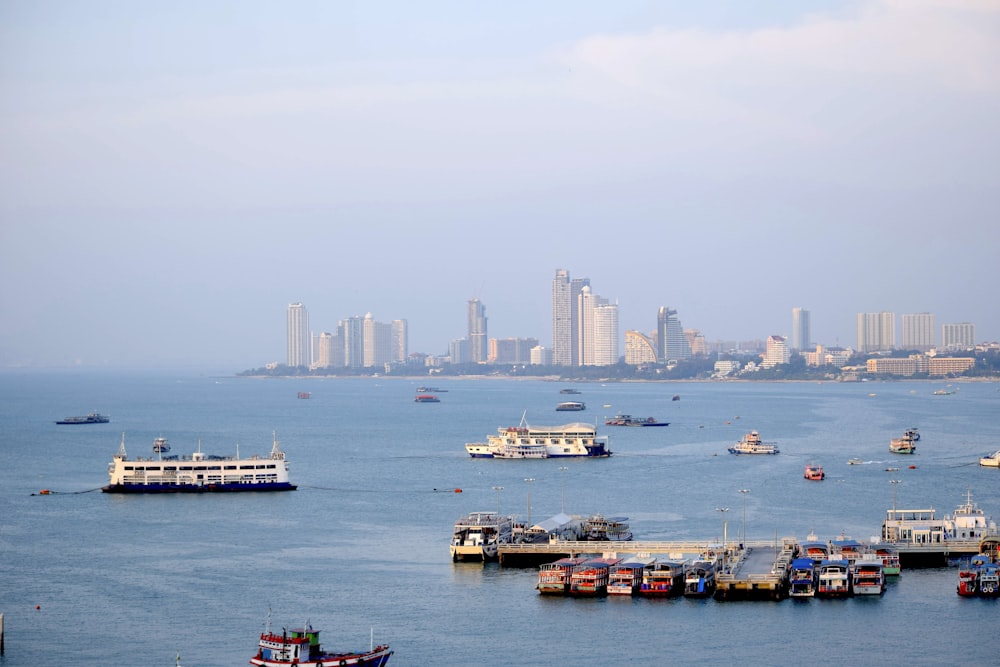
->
xmin=714 ymin=539 xmax=797 ymax=601
xmin=498 ymin=538 xmax=985 ymax=569
xmin=499 ymin=539 xmax=775 ymax=568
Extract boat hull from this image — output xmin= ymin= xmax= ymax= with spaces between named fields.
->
xmin=250 ymin=646 xmax=392 ymax=667
xmin=102 ymin=482 xmax=297 ymax=493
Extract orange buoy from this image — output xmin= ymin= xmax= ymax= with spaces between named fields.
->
xmin=39 ymin=489 xmax=51 ymax=495
xmin=908 ymin=465 xmax=916 ymax=469
xmin=453 ymin=488 xmax=462 ymax=493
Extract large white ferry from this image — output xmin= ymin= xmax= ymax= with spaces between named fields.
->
xmin=450 ymin=511 xmax=514 ymax=561
xmin=465 ymin=415 xmax=611 ymax=459
xmin=102 ymin=432 xmax=296 ymax=493
xmin=728 ymin=431 xmax=779 ymax=455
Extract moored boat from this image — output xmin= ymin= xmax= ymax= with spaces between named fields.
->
xmin=850 ymin=556 xmax=886 ymax=595
xmin=250 ymin=622 xmax=392 ymax=667
xmin=583 ymin=514 xmax=633 ymax=541
xmin=608 ymin=556 xmax=656 ymax=596
xmin=683 ymin=560 xmax=717 ymax=598
xmin=789 ymin=558 xmax=817 ymax=598
xmin=152 ymin=436 xmax=170 ymax=453
xmin=568 ymin=557 xmax=621 ymax=597
xmin=559 ymin=388 xmax=581 ymax=394
xmin=874 ymin=546 xmax=901 ymax=576
xmin=414 ymin=394 xmax=440 ymax=403
xmin=537 ymin=557 xmax=588 ymax=595
xmin=979 ymin=450 xmax=1000 ymax=467
xmin=465 ymin=415 xmax=611 ymax=459
xmin=804 ymin=464 xmax=825 ymax=480
xmin=604 ymin=414 xmax=669 ymax=427
xmin=450 ymin=511 xmax=514 ymax=561
xmin=728 ymin=431 xmax=779 ymax=455
xmin=101 ymin=432 xmax=296 ymax=493
xmin=816 ymin=559 xmax=851 ymax=598
xmin=56 ymin=412 xmax=110 ymax=425
xmin=977 ymin=561 xmax=999 ymax=597
xmin=555 ymin=401 xmax=586 ymax=411
xmin=639 ymin=560 xmax=686 ymax=597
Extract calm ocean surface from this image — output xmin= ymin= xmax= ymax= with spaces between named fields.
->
xmin=1 ymin=372 xmax=998 ymax=666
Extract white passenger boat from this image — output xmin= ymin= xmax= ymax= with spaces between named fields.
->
xmin=851 ymin=556 xmax=886 ymax=595
xmin=816 ymin=559 xmax=851 ymax=598
xmin=583 ymin=514 xmax=633 ymax=541
xmin=728 ymin=431 xmax=779 ymax=455
xmin=980 ymin=450 xmax=1000 ymax=467
xmin=102 ymin=432 xmax=295 ymax=493
xmin=465 ymin=414 xmax=611 ymax=459
xmin=449 ymin=511 xmax=514 ymax=561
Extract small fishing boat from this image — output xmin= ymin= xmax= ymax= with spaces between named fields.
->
xmin=555 ymin=401 xmax=586 ymax=411
xmin=414 ymin=394 xmax=440 ymax=403
xmin=250 ymin=622 xmax=392 ymax=666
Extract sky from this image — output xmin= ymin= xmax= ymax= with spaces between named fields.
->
xmin=1 ymin=0 xmax=998 ymax=370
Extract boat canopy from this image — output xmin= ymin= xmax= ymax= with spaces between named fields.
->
xmin=791 ymin=558 xmax=816 ymax=569
xmin=533 ymin=512 xmax=576 ymax=532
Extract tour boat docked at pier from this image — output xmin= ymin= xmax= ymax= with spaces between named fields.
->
xmin=449 ymin=511 xmax=514 ymax=561
xmin=728 ymin=431 xmax=779 ymax=455
xmin=465 ymin=415 xmax=611 ymax=459
xmin=102 ymin=432 xmax=296 ymax=493
xmin=250 ymin=623 xmax=392 ymax=667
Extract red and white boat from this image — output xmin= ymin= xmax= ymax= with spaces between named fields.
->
xmin=804 ymin=464 xmax=825 ymax=481
xmin=250 ymin=623 xmax=392 ymax=667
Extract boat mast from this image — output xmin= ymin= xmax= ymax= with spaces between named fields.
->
xmin=115 ymin=432 xmax=127 ymax=459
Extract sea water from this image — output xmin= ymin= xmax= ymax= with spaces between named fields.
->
xmin=1 ymin=372 xmax=998 ymax=666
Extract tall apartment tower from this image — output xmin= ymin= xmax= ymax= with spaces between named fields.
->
xmin=467 ymin=298 xmax=488 ymax=363
xmin=391 ymin=319 xmax=408 ymax=363
xmin=551 ymin=269 xmax=589 ymax=366
xmin=658 ymin=307 xmax=691 ymax=362
xmin=342 ymin=316 xmax=365 ymax=368
xmin=286 ymin=302 xmax=311 ymax=368
xmin=942 ymin=322 xmax=976 ymax=350
xmin=791 ymin=307 xmax=811 ymax=352
xmin=593 ymin=302 xmax=619 ymax=366
xmin=363 ymin=313 xmax=393 ymax=368
xmin=901 ymin=313 xmax=935 ymax=352
xmin=857 ymin=312 xmax=895 ymax=353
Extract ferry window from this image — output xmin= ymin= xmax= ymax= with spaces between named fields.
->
xmin=124 ymin=466 xmax=134 ymax=471
xmin=225 ymin=465 xmax=237 ymax=470
xmin=208 ymin=466 xmax=221 ymax=470
xmin=180 ymin=466 xmax=193 ymax=470
xmin=165 ymin=466 xmax=177 ymax=471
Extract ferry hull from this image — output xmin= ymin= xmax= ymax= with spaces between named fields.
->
xmin=102 ymin=482 xmax=297 ymax=493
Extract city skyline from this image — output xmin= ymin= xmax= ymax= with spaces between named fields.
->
xmin=1 ymin=2 xmax=998 ymax=369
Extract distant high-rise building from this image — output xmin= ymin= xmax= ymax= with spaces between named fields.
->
xmin=489 ymin=337 xmax=539 ymax=364
xmin=468 ymin=298 xmax=488 ymax=363
xmin=942 ymin=322 xmax=976 ymax=350
xmin=762 ymin=335 xmax=790 ymax=368
xmin=391 ymin=319 xmax=408 ymax=363
xmin=342 ymin=316 xmax=365 ymax=368
xmin=857 ymin=312 xmax=895 ymax=353
xmin=791 ymin=307 xmax=810 ymax=352
xmin=551 ymin=269 xmax=590 ymax=366
xmin=286 ymin=302 xmax=310 ymax=368
xmin=593 ymin=302 xmax=619 ymax=366
xmin=316 ymin=331 xmax=341 ymax=368
xmin=624 ymin=330 xmax=657 ymax=366
xmin=901 ymin=313 xmax=935 ymax=352
xmin=658 ymin=307 xmax=691 ymax=362
xmin=363 ymin=313 xmax=392 ymax=368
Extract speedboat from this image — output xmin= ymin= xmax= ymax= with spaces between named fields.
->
xmin=980 ymin=450 xmax=1000 ymax=467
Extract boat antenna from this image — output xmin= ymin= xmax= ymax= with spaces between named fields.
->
xmin=116 ymin=432 xmax=127 ymax=459
xmin=519 ymin=410 xmax=528 ymax=428
xmin=370 ymin=627 xmax=374 ymax=651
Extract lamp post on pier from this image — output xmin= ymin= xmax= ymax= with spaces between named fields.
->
xmin=716 ymin=506 xmax=730 ymax=571
xmin=559 ymin=467 xmax=568 ymax=514
xmin=524 ymin=478 xmax=535 ymax=527
xmin=890 ymin=479 xmax=900 ymax=511
xmin=738 ymin=489 xmax=750 ymax=547
xmin=492 ymin=486 xmax=504 ymax=517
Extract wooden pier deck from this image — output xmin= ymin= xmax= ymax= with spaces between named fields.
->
xmin=714 ymin=539 xmax=797 ymax=601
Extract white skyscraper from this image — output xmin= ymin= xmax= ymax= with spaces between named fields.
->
xmin=857 ymin=312 xmax=895 ymax=353
xmin=791 ymin=307 xmax=811 ymax=352
xmin=593 ymin=302 xmax=619 ymax=366
xmin=942 ymin=322 xmax=976 ymax=350
xmin=551 ymin=269 xmax=589 ymax=366
xmin=901 ymin=313 xmax=935 ymax=352
xmin=468 ymin=298 xmax=488 ymax=364
xmin=286 ymin=302 xmax=310 ymax=368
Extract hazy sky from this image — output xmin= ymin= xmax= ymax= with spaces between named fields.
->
xmin=2 ymin=1 xmax=998 ymax=370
